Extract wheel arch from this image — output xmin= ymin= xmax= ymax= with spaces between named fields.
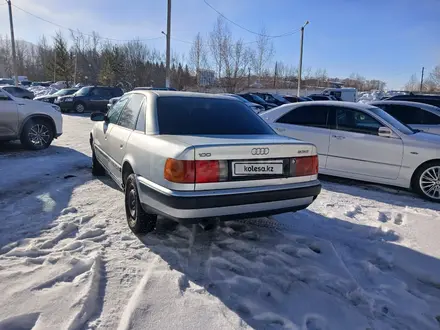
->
xmin=122 ymin=157 xmax=137 ymax=188
xmin=19 ymin=114 xmax=56 ymax=137
xmin=410 ymin=159 xmax=440 ymax=188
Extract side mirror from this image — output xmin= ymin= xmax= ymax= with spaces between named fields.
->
xmin=378 ymin=126 xmax=393 ymax=138
xmin=90 ymin=112 xmax=107 ymax=122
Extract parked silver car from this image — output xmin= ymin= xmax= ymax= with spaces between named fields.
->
xmin=90 ymin=91 xmax=321 ymax=234
xmin=0 ymin=88 xmax=62 ymax=149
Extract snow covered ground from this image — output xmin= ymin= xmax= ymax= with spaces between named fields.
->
xmin=1 ymin=114 xmax=440 ymax=329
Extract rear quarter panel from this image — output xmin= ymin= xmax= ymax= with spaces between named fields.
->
xmin=125 ymin=134 xmax=195 ymax=191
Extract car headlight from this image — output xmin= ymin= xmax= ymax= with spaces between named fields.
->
xmin=63 ymin=97 xmax=73 ymax=102
xmin=51 ymin=105 xmax=61 ymax=112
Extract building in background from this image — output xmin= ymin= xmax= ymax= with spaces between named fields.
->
xmin=198 ymin=69 xmax=216 ymax=87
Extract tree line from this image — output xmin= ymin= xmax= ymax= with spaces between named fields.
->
xmin=0 ymin=16 xmax=386 ymax=92
xmin=404 ymin=67 xmax=440 ymax=93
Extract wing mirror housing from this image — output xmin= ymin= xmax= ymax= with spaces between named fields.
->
xmin=90 ymin=112 xmax=107 ymax=122
xmin=378 ymin=126 xmax=394 ymax=138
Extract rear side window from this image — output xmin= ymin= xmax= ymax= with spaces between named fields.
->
xmin=421 ymin=111 xmax=440 ymax=124
xmin=118 ymin=94 xmax=145 ymax=130
xmin=157 ymin=97 xmax=274 ymax=135
xmin=379 ymin=104 xmax=424 ymax=124
xmin=277 ymin=106 xmax=329 ymax=128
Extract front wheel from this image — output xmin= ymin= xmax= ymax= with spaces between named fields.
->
xmin=413 ymin=162 xmax=440 ymax=202
xmin=20 ymin=118 xmax=54 ymax=150
xmin=125 ymin=174 xmax=157 ymax=234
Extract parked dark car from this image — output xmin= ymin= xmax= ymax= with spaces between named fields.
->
xmin=56 ymin=86 xmax=124 ymax=113
xmin=283 ymin=95 xmax=310 ymax=103
xmin=20 ymin=80 xmax=32 ymax=87
xmin=34 ymin=88 xmax=79 ymax=104
xmin=385 ymin=94 xmax=440 ymax=107
xmin=254 ymin=93 xmax=289 ymax=106
xmin=31 ymin=81 xmax=52 ymax=87
xmin=1 ymin=85 xmax=34 ymax=99
xmin=306 ymin=94 xmax=336 ymax=101
xmin=0 ymin=78 xmax=14 ymax=85
xmin=238 ymin=93 xmax=277 ymax=110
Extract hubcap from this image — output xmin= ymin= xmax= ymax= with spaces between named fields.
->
xmin=127 ymin=186 xmax=137 ymax=226
xmin=28 ymin=124 xmax=50 ymax=146
xmin=76 ymin=104 xmax=85 ymax=113
xmin=420 ymin=166 xmax=440 ymax=199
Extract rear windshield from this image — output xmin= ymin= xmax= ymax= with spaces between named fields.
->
xmin=157 ymin=96 xmax=275 ymax=135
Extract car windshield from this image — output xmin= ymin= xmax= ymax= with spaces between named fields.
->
xmin=249 ymin=94 xmax=266 ymax=103
xmin=74 ymin=87 xmax=92 ymax=96
xmin=53 ymin=89 xmax=77 ymax=96
xmin=157 ymin=97 xmax=275 ymax=135
xmin=368 ymin=107 xmax=415 ymax=135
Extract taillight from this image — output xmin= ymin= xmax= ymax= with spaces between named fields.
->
xmin=164 ymin=159 xmax=195 ymax=183
xmin=164 ymin=159 xmax=228 ymax=183
xmin=290 ymin=155 xmax=319 ymax=177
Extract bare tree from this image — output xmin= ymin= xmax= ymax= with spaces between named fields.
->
xmin=222 ymin=37 xmax=252 ymax=93
xmin=429 ymin=65 xmax=440 ymax=88
xmin=209 ymin=16 xmax=229 ymax=81
xmin=404 ymin=74 xmax=418 ymax=91
xmin=189 ymin=33 xmax=208 ymax=89
xmin=252 ymin=27 xmax=274 ymax=80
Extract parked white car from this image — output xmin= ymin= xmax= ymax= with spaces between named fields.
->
xmin=370 ymin=100 xmax=440 ymax=135
xmin=90 ymin=91 xmax=321 ymax=233
xmin=0 ymin=87 xmax=62 ymax=149
xmin=262 ymin=101 xmax=440 ymax=201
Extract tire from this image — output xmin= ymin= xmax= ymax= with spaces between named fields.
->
xmin=20 ymin=118 xmax=54 ymax=150
xmin=125 ymin=174 xmax=157 ymax=234
xmin=412 ymin=161 xmax=440 ymax=202
xmin=91 ymin=149 xmax=106 ymax=176
xmin=74 ymin=102 xmax=86 ymax=113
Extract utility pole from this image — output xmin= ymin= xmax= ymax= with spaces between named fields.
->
xmin=165 ymin=0 xmax=171 ymax=88
xmin=73 ymin=52 xmax=78 ymax=85
xmin=273 ymin=61 xmax=277 ymax=88
xmin=248 ymin=67 xmax=250 ymax=88
xmin=297 ymin=21 xmax=309 ymax=97
xmin=53 ymin=50 xmax=56 ymax=82
xmin=6 ymin=0 xmax=18 ymax=86
xmin=420 ymin=66 xmax=425 ymax=92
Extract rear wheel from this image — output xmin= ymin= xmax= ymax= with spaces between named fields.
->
xmin=74 ymin=102 xmax=86 ymax=113
xmin=20 ymin=118 xmax=54 ymax=150
xmin=413 ymin=162 xmax=440 ymax=202
xmin=125 ymin=174 xmax=157 ymax=234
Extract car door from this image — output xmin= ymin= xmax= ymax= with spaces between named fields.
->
xmin=326 ymin=106 xmax=403 ymax=180
xmin=94 ymin=95 xmax=130 ymax=171
xmin=0 ymin=90 xmax=19 ymax=138
xmin=105 ymin=93 xmax=145 ymax=182
xmin=271 ymin=105 xmax=331 ymax=168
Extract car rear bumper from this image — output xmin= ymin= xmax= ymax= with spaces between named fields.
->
xmin=137 ymin=177 xmax=321 ymax=223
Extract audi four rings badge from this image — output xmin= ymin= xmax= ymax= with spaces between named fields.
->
xmin=251 ymin=148 xmax=270 ymax=155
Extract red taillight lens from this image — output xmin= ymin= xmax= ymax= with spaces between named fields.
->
xmin=291 ymin=155 xmax=319 ymax=177
xmin=195 ymin=160 xmax=219 ymax=183
xmin=164 ymin=159 xmax=228 ymax=183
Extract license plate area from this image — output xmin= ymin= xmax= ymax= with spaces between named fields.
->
xmin=230 ymin=158 xmax=290 ymax=180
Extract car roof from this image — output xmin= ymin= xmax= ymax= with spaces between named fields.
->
xmin=128 ymin=90 xmax=235 ymax=100
xmin=370 ymin=100 xmax=440 ymax=110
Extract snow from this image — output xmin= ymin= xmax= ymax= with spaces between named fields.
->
xmin=27 ymin=86 xmax=60 ymax=98
xmin=1 ymin=114 xmax=440 ymax=329
xmin=357 ymin=90 xmax=407 ymax=103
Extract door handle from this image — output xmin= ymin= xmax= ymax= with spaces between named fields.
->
xmin=120 ymin=144 xmax=123 ymax=148
xmin=332 ymin=135 xmax=345 ymax=140
xmin=277 ymin=128 xmax=286 ymax=132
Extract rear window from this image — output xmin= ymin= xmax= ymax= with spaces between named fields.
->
xmin=157 ymin=96 xmax=274 ymax=135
